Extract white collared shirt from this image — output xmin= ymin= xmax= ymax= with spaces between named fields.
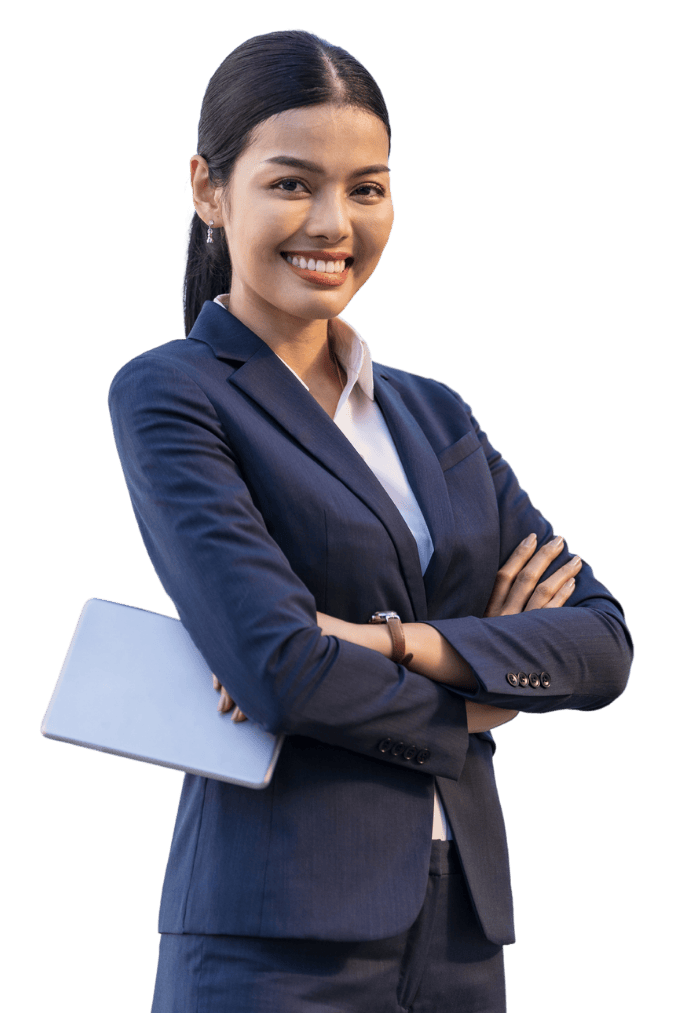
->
xmin=213 ymin=295 xmax=451 ymax=840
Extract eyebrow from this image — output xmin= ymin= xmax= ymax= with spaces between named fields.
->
xmin=262 ymin=156 xmax=390 ymax=176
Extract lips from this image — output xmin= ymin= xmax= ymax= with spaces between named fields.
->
xmin=280 ymin=252 xmax=354 ymax=288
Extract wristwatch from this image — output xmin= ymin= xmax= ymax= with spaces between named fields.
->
xmin=369 ymin=611 xmax=413 ymax=667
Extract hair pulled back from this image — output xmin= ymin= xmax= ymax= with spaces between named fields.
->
xmin=184 ymin=30 xmax=391 ymax=335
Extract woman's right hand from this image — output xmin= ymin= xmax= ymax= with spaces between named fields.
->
xmin=483 ymin=533 xmax=581 ymax=618
xmin=466 ymin=533 xmax=581 ymax=733
xmin=212 ymin=535 xmax=581 ymax=729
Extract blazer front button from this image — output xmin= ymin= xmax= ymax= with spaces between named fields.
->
xmin=377 ymin=737 xmax=393 ymax=753
xmin=415 ymin=749 xmax=431 ymax=764
xmin=541 ymin=672 xmax=551 ymax=688
xmin=529 ymin=673 xmax=541 ymax=688
xmin=390 ymin=741 xmax=405 ymax=757
xmin=518 ymin=672 xmax=529 ymax=687
xmin=506 ymin=672 xmax=519 ymax=687
xmin=403 ymin=744 xmax=418 ymax=761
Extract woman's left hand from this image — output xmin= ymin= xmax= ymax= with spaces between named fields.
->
xmin=212 ymin=673 xmax=248 ymax=722
xmin=214 ymin=614 xmax=389 ymax=721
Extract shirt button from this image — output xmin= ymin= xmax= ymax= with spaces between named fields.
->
xmin=541 ymin=672 xmax=551 ymax=688
xmin=377 ymin=737 xmax=393 ymax=752
xmin=529 ymin=673 xmax=541 ymax=688
xmin=390 ymin=741 xmax=405 ymax=757
xmin=415 ymin=749 xmax=431 ymax=764
xmin=518 ymin=672 xmax=529 ymax=687
xmin=403 ymin=744 xmax=418 ymax=761
xmin=506 ymin=672 xmax=519 ymax=687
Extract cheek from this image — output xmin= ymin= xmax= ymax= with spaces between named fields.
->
xmin=354 ymin=214 xmax=394 ymax=274
xmin=378 ymin=206 xmax=395 ymax=247
xmin=363 ymin=207 xmax=394 ymax=252
xmin=242 ymin=206 xmax=300 ymax=266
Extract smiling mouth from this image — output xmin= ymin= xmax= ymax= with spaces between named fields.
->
xmin=280 ymin=252 xmax=354 ymax=287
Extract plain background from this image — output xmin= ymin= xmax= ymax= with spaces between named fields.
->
xmin=2 ymin=2 xmax=673 ymax=1009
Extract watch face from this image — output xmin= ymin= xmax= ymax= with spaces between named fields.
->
xmin=374 ymin=611 xmax=399 ymax=621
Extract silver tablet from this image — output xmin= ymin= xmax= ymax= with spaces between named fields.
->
xmin=41 ymin=598 xmax=284 ymax=788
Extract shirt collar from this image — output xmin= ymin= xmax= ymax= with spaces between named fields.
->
xmin=213 ymin=294 xmax=374 ymax=402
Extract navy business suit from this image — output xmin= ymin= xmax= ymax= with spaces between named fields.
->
xmin=108 ymin=300 xmax=632 ymax=946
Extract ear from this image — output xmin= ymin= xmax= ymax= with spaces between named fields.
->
xmin=190 ymin=155 xmax=223 ymax=226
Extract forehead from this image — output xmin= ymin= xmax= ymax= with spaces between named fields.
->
xmin=241 ymin=103 xmax=390 ymax=174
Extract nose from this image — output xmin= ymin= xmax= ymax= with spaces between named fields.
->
xmin=305 ymin=187 xmax=351 ymax=243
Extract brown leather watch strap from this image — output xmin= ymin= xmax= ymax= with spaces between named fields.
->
xmin=386 ymin=616 xmax=407 ymax=665
xmin=369 ymin=612 xmax=414 ymax=668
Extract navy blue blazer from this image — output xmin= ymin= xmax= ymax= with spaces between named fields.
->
xmin=108 ymin=300 xmax=632 ymax=945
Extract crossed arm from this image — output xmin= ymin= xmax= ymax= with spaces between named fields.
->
xmin=215 ymin=532 xmax=581 ymax=733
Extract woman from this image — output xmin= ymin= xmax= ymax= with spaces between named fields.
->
xmin=108 ymin=29 xmax=632 ymax=1013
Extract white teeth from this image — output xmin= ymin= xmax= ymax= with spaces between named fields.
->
xmin=284 ymin=255 xmax=348 ymax=273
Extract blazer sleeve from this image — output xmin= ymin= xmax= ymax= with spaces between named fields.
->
xmin=422 ymin=386 xmax=633 ymax=713
xmin=108 ymin=353 xmax=469 ymax=780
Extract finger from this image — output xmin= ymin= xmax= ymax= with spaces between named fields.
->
xmin=231 ymin=706 xmax=248 ymax=723
xmin=212 ymin=673 xmax=221 ymax=691
xmin=541 ymin=577 xmax=576 ymax=608
xmin=486 ymin=532 xmax=573 ymax=617
xmin=484 ymin=533 xmax=538 ymax=617
xmin=523 ymin=556 xmax=582 ymax=611
xmin=500 ymin=536 xmax=566 ymax=615
xmin=217 ymin=687 xmax=234 ymax=714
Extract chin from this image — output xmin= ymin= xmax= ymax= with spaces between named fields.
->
xmin=279 ymin=289 xmax=356 ymax=321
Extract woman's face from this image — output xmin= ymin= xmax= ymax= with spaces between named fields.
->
xmin=203 ymin=103 xmax=393 ymax=327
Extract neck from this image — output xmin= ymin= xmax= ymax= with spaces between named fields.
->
xmin=226 ymin=285 xmax=340 ymax=389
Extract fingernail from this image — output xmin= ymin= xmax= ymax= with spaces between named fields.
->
xmin=523 ymin=533 xmax=536 ymax=547
xmin=565 ymin=578 xmax=576 ymax=588
xmin=549 ymin=536 xmax=563 ymax=548
xmin=572 ymin=555 xmax=581 ymax=565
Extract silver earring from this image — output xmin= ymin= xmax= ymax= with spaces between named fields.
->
xmin=206 ymin=220 xmax=214 ymax=244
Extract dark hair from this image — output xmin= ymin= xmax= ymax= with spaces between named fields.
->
xmin=184 ymin=30 xmax=391 ymax=335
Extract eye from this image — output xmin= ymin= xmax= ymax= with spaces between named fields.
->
xmin=272 ymin=178 xmax=309 ymax=194
xmin=351 ymin=182 xmax=387 ymax=200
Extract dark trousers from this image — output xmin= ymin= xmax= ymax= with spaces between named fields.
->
xmin=151 ymin=841 xmax=506 ymax=1013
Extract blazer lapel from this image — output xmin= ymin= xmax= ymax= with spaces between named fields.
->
xmin=373 ymin=370 xmax=455 ymax=609
xmin=189 ymin=302 xmax=429 ymax=620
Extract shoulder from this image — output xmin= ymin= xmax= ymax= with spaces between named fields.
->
xmin=108 ymin=337 xmax=230 ymax=408
xmin=374 ymin=361 xmax=471 ymax=411
xmin=373 ymin=360 xmax=475 ymax=433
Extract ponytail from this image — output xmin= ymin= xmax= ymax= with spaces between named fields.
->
xmin=184 ymin=211 xmax=231 ymax=336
